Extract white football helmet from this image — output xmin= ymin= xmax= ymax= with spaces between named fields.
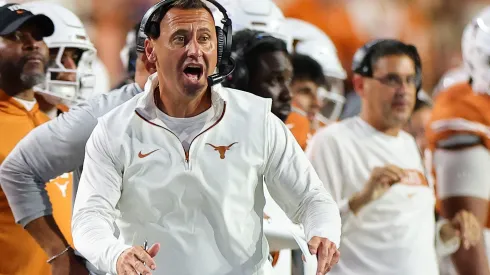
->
xmin=212 ymin=0 xmax=293 ymax=51
xmin=432 ymin=66 xmax=469 ymax=98
xmin=462 ymin=6 xmax=490 ymax=94
xmin=280 ymin=18 xmax=334 ymax=46
xmin=281 ymin=18 xmax=347 ymax=122
xmin=21 ymin=1 xmax=96 ymax=105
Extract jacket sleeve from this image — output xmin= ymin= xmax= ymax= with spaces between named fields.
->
xmin=0 ymin=84 xmax=139 ymax=227
xmin=71 ymin=119 xmax=131 ymax=274
xmin=262 ymin=112 xmax=341 ymax=247
xmin=0 ymin=103 xmax=99 ymax=226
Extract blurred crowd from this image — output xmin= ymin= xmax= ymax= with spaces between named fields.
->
xmin=16 ymin=0 xmax=484 ymax=94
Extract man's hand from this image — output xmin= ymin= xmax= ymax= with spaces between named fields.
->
xmin=349 ymin=165 xmax=406 ymax=214
xmin=51 ymin=249 xmax=89 ymax=275
xmin=440 ymin=210 xmax=481 ymax=250
xmin=116 ymin=243 xmax=160 ymax=275
xmin=308 ymin=237 xmax=340 ymax=274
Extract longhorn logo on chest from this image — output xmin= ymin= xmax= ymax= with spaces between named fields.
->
xmin=206 ymin=142 xmax=238 ymax=159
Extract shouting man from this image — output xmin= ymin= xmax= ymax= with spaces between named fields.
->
xmin=71 ymin=1 xmax=341 ymax=275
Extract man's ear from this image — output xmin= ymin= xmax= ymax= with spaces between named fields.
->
xmin=145 ymin=38 xmax=157 ymax=63
xmin=141 ymin=53 xmax=157 ymax=74
xmin=353 ymin=74 xmax=365 ymax=97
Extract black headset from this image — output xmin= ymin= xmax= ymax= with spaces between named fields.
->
xmin=138 ymin=0 xmax=235 ymax=86
xmin=224 ymin=31 xmax=283 ymax=90
xmin=352 ymin=39 xmax=423 ymax=92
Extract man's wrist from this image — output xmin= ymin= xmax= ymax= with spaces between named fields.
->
xmin=348 ymin=192 xmax=369 ymax=214
xmin=44 ymin=242 xmax=69 ymax=257
xmin=47 ymin=245 xmax=72 ymax=264
xmin=436 ymin=219 xmax=461 ymax=256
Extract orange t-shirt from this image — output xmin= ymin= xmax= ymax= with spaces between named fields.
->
xmin=0 ymin=90 xmax=72 ymax=275
xmin=285 ymin=110 xmax=311 ymax=150
xmin=426 ymin=82 xmax=490 ymax=225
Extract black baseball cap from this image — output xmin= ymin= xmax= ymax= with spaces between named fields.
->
xmin=0 ymin=3 xmax=54 ymax=37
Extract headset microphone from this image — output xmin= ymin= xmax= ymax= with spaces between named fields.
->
xmin=207 ymin=56 xmax=235 ymax=87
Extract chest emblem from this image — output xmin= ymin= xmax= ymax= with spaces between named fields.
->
xmin=138 ymin=149 xmax=159 ymax=158
xmin=206 ymin=142 xmax=238 ymax=159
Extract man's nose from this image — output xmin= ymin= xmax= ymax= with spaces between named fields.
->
xmin=186 ymin=37 xmax=202 ymax=60
xmin=62 ymin=55 xmax=77 ymax=70
xmin=22 ymin=33 xmax=41 ymax=51
xmin=279 ymin=82 xmax=292 ymax=103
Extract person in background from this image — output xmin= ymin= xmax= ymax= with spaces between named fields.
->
xmin=426 ymin=6 xmax=490 ymax=275
xmin=285 ymin=53 xmax=325 ymax=150
xmin=0 ymin=15 xmax=155 ymax=275
xmin=23 ymin=1 xmax=97 ymax=119
xmin=223 ymin=29 xmax=293 ymax=122
xmin=280 ymin=18 xmax=347 ymax=156
xmin=17 ymin=2 xmax=99 ymax=255
xmin=306 ymin=38 xmax=480 ymax=275
xmin=280 ymin=18 xmax=347 ymax=128
xmin=223 ymin=28 xmax=309 ymax=274
xmin=0 ymin=4 xmax=67 ymax=275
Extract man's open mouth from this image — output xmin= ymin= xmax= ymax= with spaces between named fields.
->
xmin=183 ymin=64 xmax=203 ymax=81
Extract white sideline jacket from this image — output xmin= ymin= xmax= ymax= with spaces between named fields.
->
xmin=72 ymin=74 xmax=341 ymax=275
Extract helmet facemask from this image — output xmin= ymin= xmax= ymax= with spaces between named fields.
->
xmin=37 ymin=46 xmax=96 ymax=106
xmin=317 ymin=77 xmax=346 ymax=123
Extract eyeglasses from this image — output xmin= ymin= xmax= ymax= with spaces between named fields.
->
xmin=369 ymin=74 xmax=418 ymax=89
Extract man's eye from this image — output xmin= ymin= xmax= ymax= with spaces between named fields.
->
xmin=387 ymin=75 xmax=400 ymax=85
xmin=7 ymin=31 xmax=22 ymax=41
xmin=174 ymin=36 xmax=185 ymax=43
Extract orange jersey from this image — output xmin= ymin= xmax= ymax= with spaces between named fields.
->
xmin=285 ymin=111 xmax=311 ymax=150
xmin=426 ymin=82 xmax=490 ymax=225
xmin=0 ymin=90 xmax=72 ymax=275
xmin=45 ymin=173 xmax=74 ymax=246
xmin=426 ymin=82 xmax=490 ymax=151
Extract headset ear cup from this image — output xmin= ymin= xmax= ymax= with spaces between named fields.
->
xmin=215 ymin=27 xmax=225 ymax=67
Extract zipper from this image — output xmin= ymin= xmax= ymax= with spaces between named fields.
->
xmin=185 ymin=103 xmax=227 ymax=168
xmin=135 ymin=103 xmax=226 ymax=170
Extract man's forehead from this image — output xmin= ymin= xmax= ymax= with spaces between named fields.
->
xmin=162 ymin=8 xmax=215 ymax=29
xmin=257 ymin=51 xmax=291 ymax=71
xmin=373 ymin=54 xmax=416 ymax=74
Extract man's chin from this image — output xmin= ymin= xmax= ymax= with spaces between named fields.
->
xmin=20 ymin=73 xmax=45 ymax=88
xmin=390 ymin=113 xmax=411 ymax=127
xmin=182 ymin=82 xmax=208 ymax=97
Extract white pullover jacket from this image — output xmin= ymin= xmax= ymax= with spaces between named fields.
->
xmin=72 ymin=74 xmax=341 ymax=275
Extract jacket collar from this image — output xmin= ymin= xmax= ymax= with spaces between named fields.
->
xmin=135 ymin=73 xmax=227 ymax=126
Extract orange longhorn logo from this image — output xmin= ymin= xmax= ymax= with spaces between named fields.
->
xmin=206 ymin=142 xmax=238 ymax=159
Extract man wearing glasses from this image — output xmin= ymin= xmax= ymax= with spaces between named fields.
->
xmin=305 ymin=39 xmax=481 ymax=275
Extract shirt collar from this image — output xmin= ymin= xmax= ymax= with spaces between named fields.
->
xmin=135 ymin=72 xmax=227 ymax=124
